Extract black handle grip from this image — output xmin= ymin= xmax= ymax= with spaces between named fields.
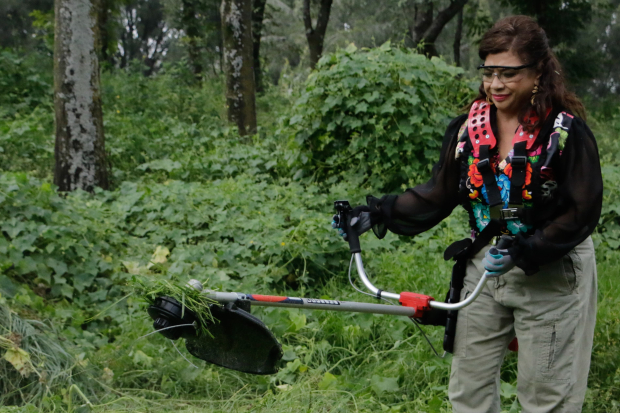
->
xmin=345 ymin=217 xmax=361 ymax=254
xmin=333 ymin=200 xmax=361 ymax=254
xmin=496 ymin=235 xmax=514 ymax=250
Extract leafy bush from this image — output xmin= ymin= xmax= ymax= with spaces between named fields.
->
xmin=0 ymin=107 xmax=54 ymax=179
xmin=589 ymin=114 xmax=620 ymax=253
xmin=0 ymin=49 xmax=52 ymax=117
xmin=288 ymin=42 xmax=473 ymax=191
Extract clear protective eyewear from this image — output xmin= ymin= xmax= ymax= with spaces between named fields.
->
xmin=477 ymin=63 xmax=536 ymax=84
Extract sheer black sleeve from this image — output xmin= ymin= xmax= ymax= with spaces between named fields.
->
xmin=508 ymin=117 xmax=603 ymax=275
xmin=366 ymin=115 xmax=466 ymax=238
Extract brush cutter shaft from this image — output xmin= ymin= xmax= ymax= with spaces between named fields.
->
xmin=196 ymin=249 xmax=492 ymax=319
xmin=203 ymin=292 xmax=416 ymax=317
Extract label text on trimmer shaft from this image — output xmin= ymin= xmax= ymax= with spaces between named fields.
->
xmin=306 ymin=298 xmax=340 ymax=305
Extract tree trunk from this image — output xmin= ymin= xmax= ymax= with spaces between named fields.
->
xmin=181 ymin=0 xmax=203 ymax=81
xmin=221 ymin=0 xmax=257 ymax=136
xmin=252 ymin=0 xmax=267 ymax=93
xmin=410 ymin=0 xmax=469 ymax=58
xmin=453 ymin=7 xmax=463 ymax=66
xmin=303 ymin=0 xmax=333 ymax=70
xmin=54 ymin=0 xmax=108 ymax=192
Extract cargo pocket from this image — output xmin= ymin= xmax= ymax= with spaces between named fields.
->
xmin=536 ymin=311 xmax=578 ymax=382
xmin=453 ymin=290 xmax=469 ymax=358
xmin=562 ymin=249 xmax=582 ymax=294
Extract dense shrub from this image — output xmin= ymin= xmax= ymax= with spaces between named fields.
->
xmin=588 ymin=114 xmax=620 ymax=253
xmin=288 ymin=42 xmax=473 ymax=191
xmin=0 ymin=49 xmax=52 ymax=117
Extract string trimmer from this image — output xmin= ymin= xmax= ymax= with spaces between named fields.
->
xmin=147 ymin=201 xmax=508 ymax=374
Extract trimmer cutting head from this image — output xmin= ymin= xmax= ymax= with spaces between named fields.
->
xmin=147 ymin=296 xmax=282 ymax=375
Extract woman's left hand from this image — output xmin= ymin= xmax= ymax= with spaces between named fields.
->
xmin=483 ymin=247 xmax=515 ymax=277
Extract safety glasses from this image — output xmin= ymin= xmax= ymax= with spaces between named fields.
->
xmin=477 ymin=63 xmax=536 ymax=84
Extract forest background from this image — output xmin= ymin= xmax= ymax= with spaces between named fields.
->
xmin=3 ymin=0 xmax=620 ymax=412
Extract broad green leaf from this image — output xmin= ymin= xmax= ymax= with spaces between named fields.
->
xmin=318 ymin=372 xmax=338 ymax=390
xmin=501 ymin=381 xmax=517 ymax=399
xmin=149 ymin=246 xmax=170 ymax=265
xmin=132 ymin=350 xmax=153 ymax=367
xmin=3 ymin=346 xmax=35 ymax=377
xmin=371 ymin=375 xmax=400 ymax=395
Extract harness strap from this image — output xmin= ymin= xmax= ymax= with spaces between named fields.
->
xmin=509 ymin=141 xmax=528 ymax=205
xmin=478 ymin=145 xmax=503 ymax=208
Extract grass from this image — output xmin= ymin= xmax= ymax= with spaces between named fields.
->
xmin=4 ymin=230 xmax=614 ymax=413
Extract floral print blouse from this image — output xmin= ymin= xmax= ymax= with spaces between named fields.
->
xmin=366 ymin=106 xmax=603 ymax=275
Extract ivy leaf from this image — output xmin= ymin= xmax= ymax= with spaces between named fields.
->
xmin=122 ymin=261 xmax=147 ymax=275
xmin=73 ymin=273 xmax=96 ymax=293
xmin=3 ymin=346 xmax=35 ymax=377
xmin=428 ymin=396 xmax=443 ymax=412
xmin=2 ymin=218 xmax=25 ymax=239
xmin=149 ymin=246 xmax=170 ymax=266
xmin=501 ymin=381 xmax=517 ymax=399
xmin=371 ymin=375 xmax=400 ymax=395
xmin=132 ymin=350 xmax=153 ymax=367
xmin=47 ymin=258 xmax=68 ymax=276
xmin=288 ymin=310 xmax=306 ymax=332
xmin=318 ymin=372 xmax=338 ymax=390
xmin=355 ymin=102 xmax=368 ymax=114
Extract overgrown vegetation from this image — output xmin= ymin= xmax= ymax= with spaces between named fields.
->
xmin=1 ymin=45 xmax=620 ymax=413
xmin=288 ymin=42 xmax=472 ymax=191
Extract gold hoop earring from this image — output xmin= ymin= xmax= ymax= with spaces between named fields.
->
xmin=486 ymin=95 xmax=494 ymax=105
xmin=531 ymin=85 xmax=539 ymax=105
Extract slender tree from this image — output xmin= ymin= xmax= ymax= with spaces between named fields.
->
xmin=96 ymin=0 xmax=114 ymax=64
xmin=303 ymin=0 xmax=333 ymax=69
xmin=221 ymin=0 xmax=257 ymax=135
xmin=252 ymin=0 xmax=267 ymax=92
xmin=181 ymin=0 xmax=204 ymax=80
xmin=117 ymin=0 xmax=169 ymax=75
xmin=405 ymin=0 xmax=469 ymax=57
xmin=54 ymin=0 xmax=108 ymax=192
xmin=453 ymin=7 xmax=463 ymax=66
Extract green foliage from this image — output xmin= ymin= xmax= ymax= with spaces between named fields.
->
xmin=590 ymin=113 xmax=620 ymax=253
xmin=29 ymin=9 xmax=55 ymax=54
xmin=0 ymin=49 xmax=52 ymax=117
xmin=288 ymin=42 xmax=473 ymax=191
xmin=2 ymin=52 xmax=620 ymax=412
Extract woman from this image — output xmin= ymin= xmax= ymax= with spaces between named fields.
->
xmin=341 ymin=16 xmax=602 ymax=412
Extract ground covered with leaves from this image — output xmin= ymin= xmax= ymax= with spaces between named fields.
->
xmin=1 ymin=46 xmax=620 ymax=412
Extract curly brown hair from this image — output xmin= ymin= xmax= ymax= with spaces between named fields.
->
xmin=471 ymin=15 xmax=586 ymax=131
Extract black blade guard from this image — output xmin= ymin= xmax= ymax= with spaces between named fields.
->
xmin=185 ymin=303 xmax=283 ymax=375
xmin=148 ymin=297 xmax=282 ymax=375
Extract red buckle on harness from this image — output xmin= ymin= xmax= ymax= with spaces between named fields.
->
xmin=399 ymin=292 xmax=434 ymax=318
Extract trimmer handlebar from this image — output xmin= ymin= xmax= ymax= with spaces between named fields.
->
xmin=336 ymin=201 xmax=512 ymax=316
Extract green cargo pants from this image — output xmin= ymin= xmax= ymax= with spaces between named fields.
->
xmin=448 ymin=236 xmax=597 ymax=413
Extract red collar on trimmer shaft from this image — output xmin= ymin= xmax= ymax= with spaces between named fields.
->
xmin=399 ymin=292 xmax=434 ymax=317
